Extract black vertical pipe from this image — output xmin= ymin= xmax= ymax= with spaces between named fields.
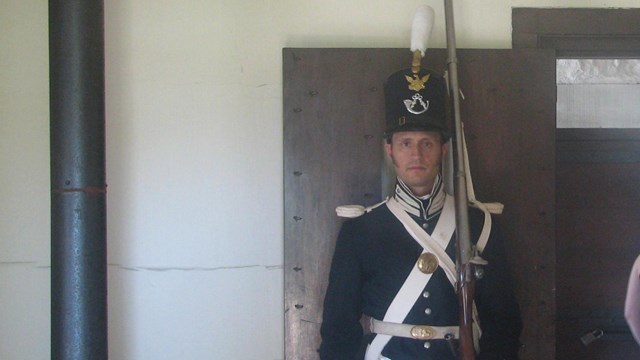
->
xmin=49 ymin=1 xmax=107 ymax=359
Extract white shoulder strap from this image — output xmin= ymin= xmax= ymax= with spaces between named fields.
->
xmin=386 ymin=195 xmax=457 ymax=285
xmin=365 ymin=196 xmax=457 ymax=360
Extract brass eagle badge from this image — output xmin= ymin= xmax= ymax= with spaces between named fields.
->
xmin=405 ymin=73 xmax=430 ymax=91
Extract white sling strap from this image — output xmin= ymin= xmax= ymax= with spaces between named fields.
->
xmin=387 ymin=195 xmax=458 ymax=284
xmin=459 ymin=123 xmax=501 ymax=253
xmin=364 ymin=195 xmax=456 ymax=360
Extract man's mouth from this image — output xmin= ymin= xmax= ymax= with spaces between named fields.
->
xmin=407 ymin=166 xmax=426 ymax=171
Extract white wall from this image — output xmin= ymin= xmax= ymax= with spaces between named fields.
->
xmin=2 ymin=0 xmax=639 ymax=359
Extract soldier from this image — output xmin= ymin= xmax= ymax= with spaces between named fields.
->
xmin=319 ymin=65 xmax=522 ymax=359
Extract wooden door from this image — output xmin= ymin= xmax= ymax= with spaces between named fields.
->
xmin=556 ymin=129 xmax=640 ymax=359
xmin=284 ymin=48 xmax=556 ymax=360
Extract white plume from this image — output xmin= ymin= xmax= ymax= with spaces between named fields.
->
xmin=410 ymin=5 xmax=435 ymax=57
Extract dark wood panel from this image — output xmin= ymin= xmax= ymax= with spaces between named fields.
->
xmin=557 ymin=129 xmax=640 ymax=141
xmin=454 ymin=50 xmax=557 ymax=360
xmin=284 ymin=49 xmax=556 ymax=360
xmin=556 ymin=211 xmax=640 ymax=253
xmin=557 ymin=163 xmax=640 ymax=207
xmin=284 ymin=48 xmax=412 ymax=360
xmin=557 ymin=130 xmax=640 ymax=164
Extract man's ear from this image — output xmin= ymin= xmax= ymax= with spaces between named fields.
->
xmin=384 ymin=142 xmax=393 ymax=159
xmin=441 ymin=141 xmax=449 ymax=157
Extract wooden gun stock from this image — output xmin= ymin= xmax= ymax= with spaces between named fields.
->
xmin=458 ymin=263 xmax=476 ymax=359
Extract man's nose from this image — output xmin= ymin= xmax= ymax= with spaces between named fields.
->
xmin=410 ymin=144 xmax=423 ymax=156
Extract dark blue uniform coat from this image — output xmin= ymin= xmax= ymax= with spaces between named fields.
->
xmin=319 ymin=203 xmax=522 ymax=360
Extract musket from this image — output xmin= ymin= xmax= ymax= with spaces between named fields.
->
xmin=410 ymin=2 xmax=476 ymax=357
xmin=443 ymin=0 xmax=477 ymax=359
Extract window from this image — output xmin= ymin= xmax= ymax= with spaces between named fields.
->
xmin=557 ymin=59 xmax=640 ymax=128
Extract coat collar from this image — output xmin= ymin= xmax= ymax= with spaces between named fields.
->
xmin=393 ymin=174 xmax=445 ymax=221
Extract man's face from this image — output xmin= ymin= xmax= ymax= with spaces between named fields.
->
xmin=384 ymin=130 xmax=447 ymax=197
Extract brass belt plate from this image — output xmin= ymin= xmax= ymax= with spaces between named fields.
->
xmin=410 ymin=325 xmax=436 ymax=339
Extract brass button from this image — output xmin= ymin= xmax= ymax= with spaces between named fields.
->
xmin=417 ymin=253 xmax=439 ymax=274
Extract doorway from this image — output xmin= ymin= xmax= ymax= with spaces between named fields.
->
xmin=555 ymin=59 xmax=640 ymax=359
xmin=514 ymin=8 xmax=640 ymax=359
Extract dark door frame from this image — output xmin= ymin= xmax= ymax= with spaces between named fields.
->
xmin=513 ymin=7 xmax=640 ymax=359
xmin=512 ymin=8 xmax=640 ymax=58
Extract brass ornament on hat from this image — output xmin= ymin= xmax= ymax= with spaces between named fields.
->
xmin=405 ymin=73 xmax=430 ymax=91
xmin=417 ymin=252 xmax=439 ymax=274
xmin=411 ymin=50 xmax=422 ymax=74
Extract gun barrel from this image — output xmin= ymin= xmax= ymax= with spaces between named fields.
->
xmin=443 ymin=0 xmax=476 ymax=359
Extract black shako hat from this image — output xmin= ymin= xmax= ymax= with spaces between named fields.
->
xmin=383 ymin=68 xmax=449 ymax=141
